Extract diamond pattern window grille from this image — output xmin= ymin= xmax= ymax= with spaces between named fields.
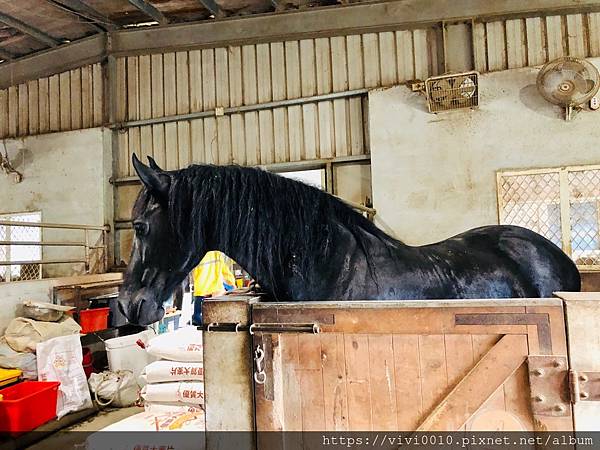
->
xmin=498 ymin=166 xmax=600 ymax=270
xmin=0 ymin=212 xmax=42 ymax=282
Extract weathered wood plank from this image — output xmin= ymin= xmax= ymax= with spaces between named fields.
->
xmin=486 ymin=21 xmax=507 ymax=71
xmin=92 ymin=63 xmax=103 ymax=126
xmin=566 ymin=14 xmax=587 ymax=58
xmin=17 ymin=83 xmax=27 ymax=136
xmin=368 ymin=334 xmax=398 ymax=430
xmin=363 ymin=33 xmax=380 ymax=88
xmin=257 ymin=43 xmax=274 ymax=165
xmin=395 ymin=30 xmax=414 ymax=82
xmin=472 ymin=22 xmax=487 ymax=73
xmin=546 ymin=15 xmax=565 ymax=60
xmin=320 ymin=334 xmax=349 ymax=431
xmin=70 ymin=69 xmax=82 ymax=130
xmin=346 ymin=34 xmax=364 ymax=89
xmin=189 ymin=50 xmax=202 ymax=112
xmin=190 ymin=118 xmax=204 ymax=164
xmin=413 ymin=29 xmax=430 ymax=79
xmin=0 ymin=89 xmax=8 ymax=137
xmin=81 ymin=65 xmax=92 ymax=129
xmin=288 ymin=40 xmax=304 ymax=161
xmin=588 ymin=12 xmax=600 ymax=57
xmin=126 ymin=56 xmax=139 ymax=122
xmin=59 ymin=72 xmax=70 ymax=131
xmin=344 ymin=334 xmax=372 ymax=431
xmin=138 ymin=55 xmax=152 ymax=165
xmin=379 ymin=31 xmax=397 ymax=85
xmin=38 ymin=78 xmax=49 ymax=133
xmin=27 ymin=79 xmax=38 ymax=135
xmin=525 ymin=17 xmax=547 ymax=66
xmin=417 ymin=334 xmax=528 ymax=431
xmin=151 ymin=54 xmax=166 ymax=167
xmin=48 ymin=75 xmax=60 ymax=132
xmin=506 ymin=19 xmax=527 ymax=69
xmin=393 ymin=335 xmax=423 ymax=430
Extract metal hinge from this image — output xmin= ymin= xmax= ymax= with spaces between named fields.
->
xmin=569 ymin=369 xmax=600 ymax=403
xmin=203 ymin=322 xmax=321 ymax=334
xmin=527 ymin=355 xmax=600 ymax=416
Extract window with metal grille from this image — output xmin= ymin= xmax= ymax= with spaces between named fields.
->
xmin=497 ymin=166 xmax=600 ymax=271
xmin=0 ymin=211 xmax=42 ymax=282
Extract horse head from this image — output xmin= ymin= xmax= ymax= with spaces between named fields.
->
xmin=117 ymin=154 xmax=198 ymax=325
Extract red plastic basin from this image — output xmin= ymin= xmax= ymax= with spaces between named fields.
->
xmin=0 ymin=381 xmax=60 ymax=436
xmin=79 ymin=307 xmax=110 ymax=333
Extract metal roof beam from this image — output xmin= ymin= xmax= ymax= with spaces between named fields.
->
xmin=196 ymin=0 xmax=224 ymax=18
xmin=47 ymin=0 xmax=120 ymax=31
xmin=0 ymin=11 xmax=60 ymax=47
xmin=127 ymin=0 xmax=169 ymax=25
xmin=110 ymin=0 xmax=600 ymax=55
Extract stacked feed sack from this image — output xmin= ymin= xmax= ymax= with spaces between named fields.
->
xmin=139 ymin=326 xmax=204 ymax=415
xmin=86 ymin=410 xmax=206 ymax=450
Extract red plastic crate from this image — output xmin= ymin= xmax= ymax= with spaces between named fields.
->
xmin=0 ymin=381 xmax=60 ymax=436
xmin=79 ymin=307 xmax=110 ymax=333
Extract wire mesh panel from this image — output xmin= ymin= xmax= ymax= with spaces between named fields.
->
xmin=498 ymin=165 xmax=600 ymax=270
xmin=498 ymin=171 xmax=562 ymax=248
xmin=0 ymin=212 xmax=41 ymax=282
xmin=568 ymin=168 xmax=600 ymax=267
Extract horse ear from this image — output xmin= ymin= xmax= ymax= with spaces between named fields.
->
xmin=132 ymin=153 xmax=170 ymax=198
xmin=147 ymin=156 xmax=163 ymax=172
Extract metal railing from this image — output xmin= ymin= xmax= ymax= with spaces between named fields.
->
xmin=0 ymin=220 xmax=110 ymax=281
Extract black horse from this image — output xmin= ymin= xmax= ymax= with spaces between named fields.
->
xmin=118 ymin=154 xmax=580 ymax=325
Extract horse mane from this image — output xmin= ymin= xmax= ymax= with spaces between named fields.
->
xmin=165 ymin=164 xmax=402 ymax=295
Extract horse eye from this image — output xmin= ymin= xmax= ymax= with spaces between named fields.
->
xmin=133 ymin=222 xmax=149 ymax=236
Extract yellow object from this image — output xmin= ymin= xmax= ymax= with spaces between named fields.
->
xmin=192 ymin=251 xmax=236 ymax=297
xmin=0 ymin=368 xmax=21 ymax=387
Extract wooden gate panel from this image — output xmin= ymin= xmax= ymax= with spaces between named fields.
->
xmin=251 ymin=299 xmax=572 ymax=434
xmin=556 ymin=292 xmax=600 ymax=431
xmin=393 ymin=334 xmax=423 ymax=430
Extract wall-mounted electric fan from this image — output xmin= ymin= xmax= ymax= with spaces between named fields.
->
xmin=537 ymin=56 xmax=600 ymax=121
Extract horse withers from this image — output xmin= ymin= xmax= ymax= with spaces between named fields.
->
xmin=118 ymin=154 xmax=580 ymax=326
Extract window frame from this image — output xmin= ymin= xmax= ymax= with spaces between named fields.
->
xmin=0 ymin=211 xmax=43 ymax=282
xmin=497 ymin=164 xmax=600 ymax=272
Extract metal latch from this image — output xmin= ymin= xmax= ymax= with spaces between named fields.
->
xmin=527 ymin=355 xmax=571 ymax=417
xmin=570 ymin=370 xmax=600 ymax=403
xmin=203 ymin=322 xmax=320 ymax=334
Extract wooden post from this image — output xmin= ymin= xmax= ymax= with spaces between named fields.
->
xmin=203 ymin=295 xmax=259 ymax=450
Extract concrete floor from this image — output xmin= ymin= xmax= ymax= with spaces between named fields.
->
xmin=27 ymin=406 xmax=142 ymax=450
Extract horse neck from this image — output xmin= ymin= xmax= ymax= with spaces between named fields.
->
xmin=202 ymin=189 xmax=288 ymax=296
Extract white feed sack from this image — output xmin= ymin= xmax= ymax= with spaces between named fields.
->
xmin=86 ymin=411 xmax=206 ymax=450
xmin=37 ymin=334 xmax=93 ymax=419
xmin=145 ymin=326 xmax=203 ymax=362
xmin=140 ymin=381 xmax=205 ymax=405
xmin=139 ymin=360 xmax=204 ymax=384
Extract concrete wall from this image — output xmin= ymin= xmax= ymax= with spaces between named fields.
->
xmin=369 ymin=59 xmax=600 ymax=245
xmin=0 ymin=128 xmax=113 ymax=277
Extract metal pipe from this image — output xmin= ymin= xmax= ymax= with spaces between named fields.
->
xmin=0 ymin=240 xmax=86 ymax=246
xmin=0 ymin=220 xmax=109 ymax=231
xmin=0 ymin=259 xmax=86 ymax=266
xmin=112 ymin=89 xmax=369 ymax=129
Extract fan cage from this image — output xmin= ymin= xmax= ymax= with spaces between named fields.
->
xmin=425 ymin=71 xmax=479 ymax=113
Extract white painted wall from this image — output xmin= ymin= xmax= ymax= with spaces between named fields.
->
xmin=370 ymin=60 xmax=600 ymax=245
xmin=0 ymin=128 xmax=113 ymax=277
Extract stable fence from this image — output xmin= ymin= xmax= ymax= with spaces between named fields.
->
xmin=0 ymin=220 xmax=109 ymax=282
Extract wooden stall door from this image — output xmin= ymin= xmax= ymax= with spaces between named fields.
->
xmin=557 ymin=292 xmax=600 ymax=431
xmin=251 ymin=300 xmax=573 ymax=438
